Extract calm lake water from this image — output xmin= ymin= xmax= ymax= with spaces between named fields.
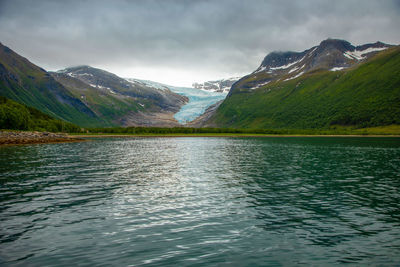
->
xmin=1 ymin=137 xmax=400 ymax=266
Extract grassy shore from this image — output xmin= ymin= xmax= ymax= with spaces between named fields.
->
xmin=69 ymin=125 xmax=400 ymax=137
xmin=70 ymin=134 xmax=400 ymax=138
xmin=2 ymin=126 xmax=399 ymax=144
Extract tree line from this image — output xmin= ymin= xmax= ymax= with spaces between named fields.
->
xmin=0 ymin=96 xmax=81 ymax=132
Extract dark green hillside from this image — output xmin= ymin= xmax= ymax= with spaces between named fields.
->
xmin=0 ymin=43 xmax=106 ymax=127
xmin=210 ymin=47 xmax=400 ymax=129
xmin=0 ymin=96 xmax=81 ymax=132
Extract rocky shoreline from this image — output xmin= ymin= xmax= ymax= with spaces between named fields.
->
xmin=0 ymin=131 xmax=83 ymax=145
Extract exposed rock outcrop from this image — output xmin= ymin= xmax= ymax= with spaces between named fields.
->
xmin=0 ymin=131 xmax=82 ymax=145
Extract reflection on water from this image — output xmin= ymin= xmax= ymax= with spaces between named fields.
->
xmin=1 ymin=137 xmax=400 ymax=266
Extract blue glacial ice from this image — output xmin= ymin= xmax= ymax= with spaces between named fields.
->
xmin=169 ymin=86 xmax=227 ymax=124
xmin=132 ymin=79 xmax=228 ymax=124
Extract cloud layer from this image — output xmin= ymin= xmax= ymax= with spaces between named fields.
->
xmin=1 ymin=0 xmax=399 ymax=86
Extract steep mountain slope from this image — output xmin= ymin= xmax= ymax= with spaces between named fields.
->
xmin=206 ymin=41 xmax=400 ymax=129
xmin=192 ymin=77 xmax=239 ymax=93
xmin=52 ymin=66 xmax=187 ymax=127
xmin=0 ymin=42 xmax=102 ymax=126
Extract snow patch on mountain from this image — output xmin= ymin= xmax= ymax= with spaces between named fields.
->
xmin=344 ymin=47 xmax=388 ymax=61
xmin=254 ymin=66 xmax=267 ymax=73
xmin=192 ymin=77 xmax=239 ymax=93
xmin=330 ymin=67 xmax=346 ymax=71
xmin=288 ymin=66 xmax=300 ymax=73
xmin=308 ymin=47 xmax=318 ymax=56
xmin=270 ymin=55 xmax=306 ymax=70
xmin=125 ymin=78 xmax=169 ymax=91
xmin=250 ymin=81 xmax=270 ymax=90
xmin=284 ymin=71 xmax=304 ymax=81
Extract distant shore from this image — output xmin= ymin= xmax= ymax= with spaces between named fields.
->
xmin=0 ymin=131 xmax=83 ymax=146
xmin=70 ymin=133 xmax=400 ymax=138
xmin=1 ymin=131 xmax=398 ymax=147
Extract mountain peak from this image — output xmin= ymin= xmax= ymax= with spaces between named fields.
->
xmin=318 ymin=38 xmax=354 ymax=52
xmin=58 ymin=65 xmax=93 ymax=73
xmin=259 ymin=51 xmax=306 ymax=71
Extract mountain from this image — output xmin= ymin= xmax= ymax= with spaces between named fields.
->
xmin=229 ymin=39 xmax=392 ymax=95
xmin=52 ymin=66 xmax=187 ymax=127
xmin=0 ymin=42 xmax=102 ymax=127
xmin=201 ymin=39 xmax=400 ymax=129
xmin=0 ymin=42 xmax=188 ymax=127
xmin=192 ymin=77 xmax=239 ymax=93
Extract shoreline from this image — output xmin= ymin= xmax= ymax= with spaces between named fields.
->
xmin=0 ymin=131 xmax=84 ymax=146
xmin=1 ymin=131 xmax=399 ymax=147
xmin=70 ymin=134 xmax=400 ymax=138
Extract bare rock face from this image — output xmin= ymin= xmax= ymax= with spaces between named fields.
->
xmin=116 ymin=111 xmax=183 ymax=127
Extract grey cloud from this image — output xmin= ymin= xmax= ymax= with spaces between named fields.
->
xmin=0 ymin=0 xmax=399 ymax=85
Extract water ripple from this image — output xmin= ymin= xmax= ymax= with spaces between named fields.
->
xmin=1 ymin=137 xmax=400 ymax=266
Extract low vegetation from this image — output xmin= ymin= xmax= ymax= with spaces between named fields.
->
xmin=80 ymin=125 xmax=400 ymax=135
xmin=0 ymin=96 xmax=81 ymax=132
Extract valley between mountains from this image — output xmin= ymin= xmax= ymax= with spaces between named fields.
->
xmin=0 ymin=38 xmax=399 ymax=132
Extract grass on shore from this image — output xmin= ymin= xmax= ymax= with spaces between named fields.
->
xmin=350 ymin=125 xmax=400 ymax=135
xmin=68 ymin=125 xmax=400 ymax=136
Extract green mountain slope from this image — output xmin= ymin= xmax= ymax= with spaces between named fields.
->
xmin=209 ymin=47 xmax=400 ymax=129
xmin=0 ymin=43 xmax=103 ymax=127
xmin=0 ymin=96 xmax=81 ymax=132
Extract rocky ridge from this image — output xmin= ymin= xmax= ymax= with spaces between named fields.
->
xmin=192 ymin=77 xmax=239 ymax=93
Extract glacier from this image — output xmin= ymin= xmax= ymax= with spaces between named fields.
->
xmin=126 ymin=79 xmax=228 ymax=124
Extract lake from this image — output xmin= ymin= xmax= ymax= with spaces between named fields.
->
xmin=1 ymin=137 xmax=400 ymax=266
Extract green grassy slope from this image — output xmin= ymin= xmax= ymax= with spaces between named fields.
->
xmin=210 ymin=47 xmax=400 ymax=129
xmin=0 ymin=43 xmax=105 ymax=127
xmin=0 ymin=96 xmax=81 ymax=132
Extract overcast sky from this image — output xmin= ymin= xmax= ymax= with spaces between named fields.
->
xmin=0 ymin=0 xmax=399 ymax=86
